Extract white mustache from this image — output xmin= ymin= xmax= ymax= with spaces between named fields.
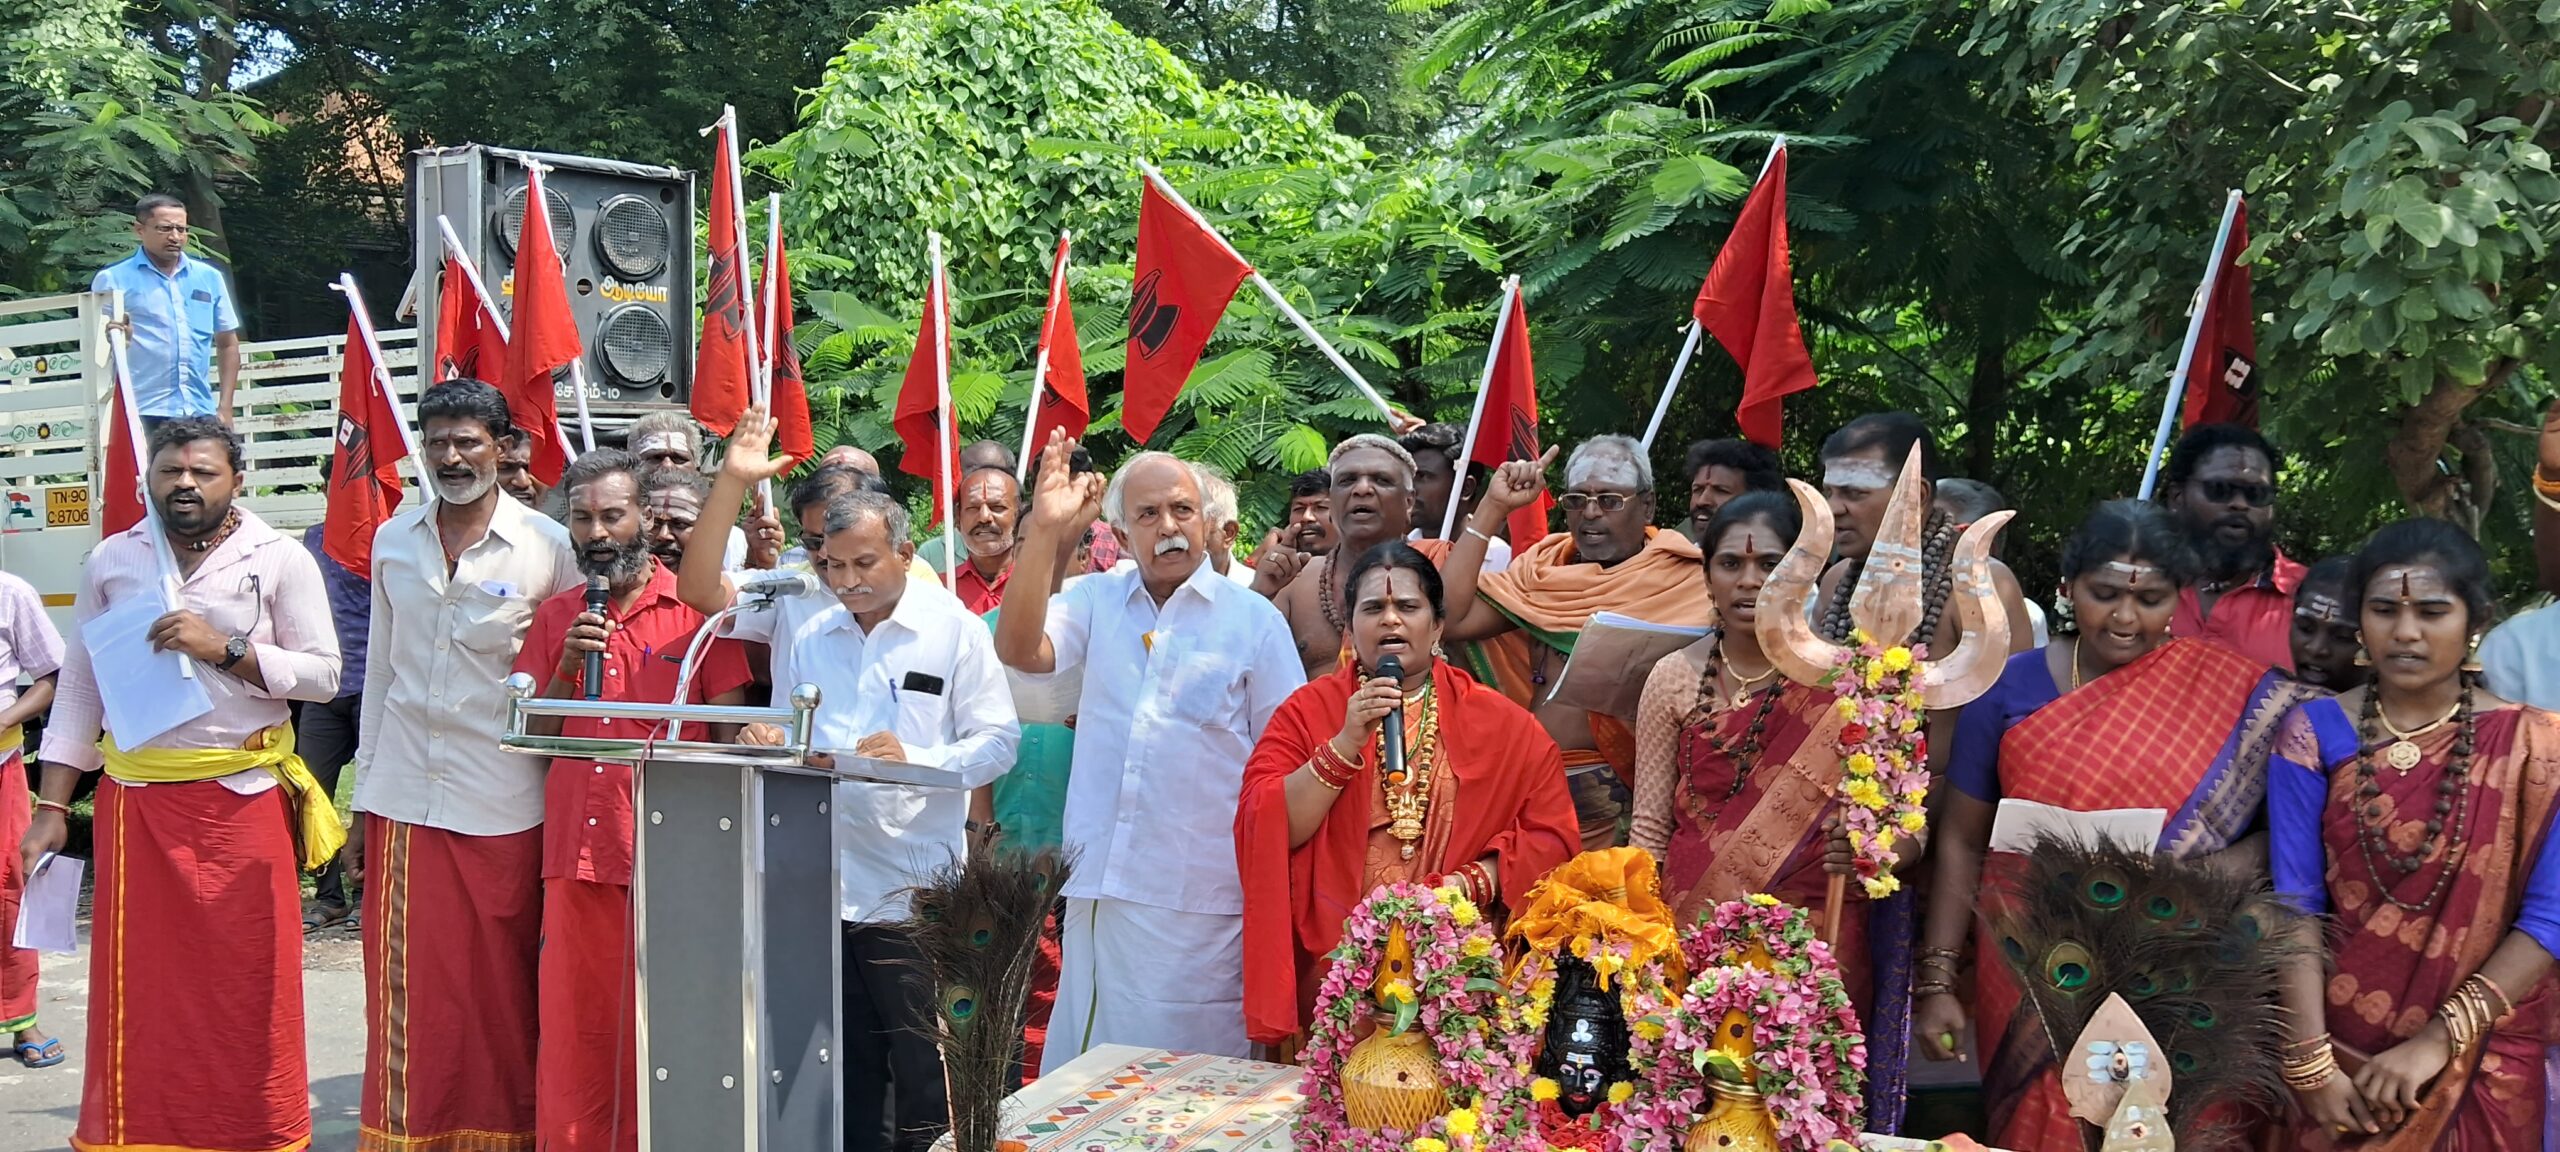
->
xmin=1153 ymin=536 xmax=1191 ymax=556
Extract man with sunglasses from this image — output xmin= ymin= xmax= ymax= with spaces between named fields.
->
xmin=2160 ymin=422 xmax=2303 ymax=672
xmin=1437 ymin=434 xmax=1715 ymax=851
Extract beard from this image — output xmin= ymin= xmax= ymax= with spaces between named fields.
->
xmin=577 ymin=535 xmax=652 ymax=587
xmin=2194 ymin=521 xmax=2272 ymax=580
xmin=433 ymin=466 xmax=498 ymax=505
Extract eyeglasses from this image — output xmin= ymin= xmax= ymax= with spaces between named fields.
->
xmin=2195 ymin=478 xmax=2275 ymax=508
xmin=1558 ymin=492 xmax=1632 ymax=514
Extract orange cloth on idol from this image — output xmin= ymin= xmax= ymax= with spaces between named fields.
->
xmin=1236 ymin=661 xmax=1580 ymax=1045
xmin=1500 ymin=846 xmax=1684 ymax=988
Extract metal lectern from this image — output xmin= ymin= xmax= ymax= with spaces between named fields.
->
xmin=499 ymin=664 xmax=972 ymax=1152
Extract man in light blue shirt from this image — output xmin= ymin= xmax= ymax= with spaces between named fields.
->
xmin=90 ymin=193 xmax=241 ymax=424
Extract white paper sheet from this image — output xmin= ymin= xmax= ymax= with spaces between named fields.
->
xmin=81 ymin=593 xmax=213 ymax=750
xmin=1988 ymin=798 xmax=2167 ymax=855
xmin=13 ymin=852 xmax=83 ymax=954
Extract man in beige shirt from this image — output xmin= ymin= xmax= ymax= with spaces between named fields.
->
xmin=348 ymin=379 xmax=581 ymax=1151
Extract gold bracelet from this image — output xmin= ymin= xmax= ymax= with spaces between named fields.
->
xmin=32 ymin=797 xmax=71 ymax=816
xmin=2280 ymin=1041 xmax=2339 ymax=1092
xmin=1309 ymin=742 xmax=1358 ymax=790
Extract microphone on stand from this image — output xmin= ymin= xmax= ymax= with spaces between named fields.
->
xmin=1377 ymin=654 xmax=1406 ymax=780
xmin=583 ymin=575 xmax=609 ymax=701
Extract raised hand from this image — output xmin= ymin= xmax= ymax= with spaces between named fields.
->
xmin=1248 ymin=528 xmax=1310 ymax=596
xmin=1481 ymin=445 xmax=1560 ymax=516
xmin=1028 ymin=428 xmax=1104 ymax=533
xmin=719 ymin=407 xmax=798 ymax=485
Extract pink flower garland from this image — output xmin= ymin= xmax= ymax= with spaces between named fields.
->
xmin=1299 ymin=883 xmax=1535 ymax=1152
xmin=1632 ymin=899 xmax=1867 ymax=1150
xmin=1828 ymin=629 xmax=1929 ymax=899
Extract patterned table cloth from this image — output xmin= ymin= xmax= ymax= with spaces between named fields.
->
xmin=945 ymin=1045 xmax=2007 ymax=1152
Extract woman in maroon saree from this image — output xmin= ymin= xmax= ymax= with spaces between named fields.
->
xmin=2271 ymin=519 xmax=2560 ymax=1150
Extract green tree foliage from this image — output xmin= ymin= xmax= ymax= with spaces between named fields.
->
xmin=0 ymin=0 xmax=275 ymax=295
xmin=1969 ymin=0 xmax=2560 ymax=553
xmin=1096 ymin=0 xmax=1449 ymax=140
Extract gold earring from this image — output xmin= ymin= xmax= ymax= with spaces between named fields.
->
xmin=2462 ymin=637 xmax=2484 ymax=675
xmin=2353 ymin=647 xmax=2371 ymax=668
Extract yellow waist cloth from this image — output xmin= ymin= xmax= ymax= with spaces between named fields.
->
xmin=100 ymin=725 xmax=346 ymax=872
xmin=0 ymin=724 xmax=20 ymax=757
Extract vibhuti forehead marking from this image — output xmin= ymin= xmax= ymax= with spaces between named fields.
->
xmin=2299 ymin=592 xmax=2349 ymax=624
xmin=634 ymin=432 xmax=686 ymax=457
xmin=2105 ymin=560 xmax=2159 ymax=587
xmin=1824 ymin=459 xmax=1896 ymax=491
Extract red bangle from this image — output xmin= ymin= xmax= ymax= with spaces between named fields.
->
xmin=1310 ymin=743 xmax=1358 ymax=790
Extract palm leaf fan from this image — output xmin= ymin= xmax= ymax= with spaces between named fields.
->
xmin=902 ymin=846 xmax=1075 ymax=1152
xmin=1986 ymin=833 xmax=2304 ymax=1150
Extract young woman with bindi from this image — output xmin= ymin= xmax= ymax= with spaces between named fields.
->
xmin=2269 ymin=519 xmax=2560 ymax=1147
xmin=1912 ymin=500 xmax=2325 ymax=1150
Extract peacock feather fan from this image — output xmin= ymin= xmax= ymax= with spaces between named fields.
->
xmin=902 ymin=845 xmax=1074 ymax=1152
xmin=1987 ymin=832 xmax=2305 ymax=1150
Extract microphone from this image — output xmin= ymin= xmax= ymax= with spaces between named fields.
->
xmin=734 ymin=569 xmax=820 ymax=600
xmin=582 ymin=575 xmax=609 ymax=701
xmin=1376 ymin=655 xmax=1405 ymax=781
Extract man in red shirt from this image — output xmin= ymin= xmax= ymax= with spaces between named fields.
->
xmin=2161 ymin=423 xmax=2303 ymax=672
xmin=952 ymin=465 xmax=1021 ymax=614
xmin=513 ymin=448 xmax=753 ymax=1152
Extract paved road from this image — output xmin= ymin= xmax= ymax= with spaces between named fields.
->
xmin=0 ymin=922 xmax=367 ymax=1152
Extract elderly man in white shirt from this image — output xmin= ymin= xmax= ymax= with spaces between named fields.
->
xmin=996 ymin=432 xmax=1306 ymax=1073
xmin=681 ymin=409 xmax=1020 ymax=1152
xmin=346 ymin=379 xmax=582 ymax=1151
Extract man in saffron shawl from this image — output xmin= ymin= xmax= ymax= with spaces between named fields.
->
xmin=22 ymin=417 xmax=344 ymax=1152
xmin=1439 ymin=435 xmax=1715 ymax=852
xmin=1238 ymin=542 xmax=1578 ymax=1044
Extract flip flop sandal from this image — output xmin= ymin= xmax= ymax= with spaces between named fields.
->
xmin=14 ymin=1037 xmax=65 ymax=1068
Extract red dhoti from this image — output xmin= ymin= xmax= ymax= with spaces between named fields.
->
xmin=1 ymin=751 xmax=37 ymax=1035
xmin=535 ymin=877 xmax=636 ymax=1152
xmin=76 ymin=777 xmax=308 ymax=1152
xmin=361 ymin=814 xmax=543 ymax=1152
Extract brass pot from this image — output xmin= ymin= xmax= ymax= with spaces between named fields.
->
xmin=1341 ymin=1020 xmax=1448 ymax=1133
xmin=1682 ymin=1080 xmax=1780 ymax=1152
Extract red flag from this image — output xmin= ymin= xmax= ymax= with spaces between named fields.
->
xmin=692 ymin=121 xmax=754 ymax=437
xmin=1121 ymin=178 xmax=1251 ymax=444
xmin=761 ymin=229 xmax=816 ymax=461
xmin=102 ymin=385 xmax=144 ymax=538
xmin=1694 ymin=146 xmax=1818 ymax=449
xmin=893 ymin=255 xmax=956 ymax=525
xmin=1469 ymin=286 xmax=1555 ymax=547
xmin=1029 ymin=233 xmax=1089 ymax=449
xmin=2180 ymin=198 xmax=2257 ymax=428
xmin=499 ymin=167 xmax=579 ymax=485
xmin=433 ymin=255 xmax=508 ymax=383
xmin=322 ymin=316 xmax=411 ymax=578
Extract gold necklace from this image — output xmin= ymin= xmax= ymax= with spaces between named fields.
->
xmin=2069 ymin=639 xmax=2089 ymax=690
xmin=1382 ymin=685 xmax=1441 ymax=859
xmin=2376 ymin=697 xmax=2464 ymax=773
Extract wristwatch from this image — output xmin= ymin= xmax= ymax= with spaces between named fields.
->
xmin=217 ymin=636 xmax=249 ymax=671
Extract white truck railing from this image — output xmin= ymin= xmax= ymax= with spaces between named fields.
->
xmin=0 ymin=290 xmax=424 ymax=638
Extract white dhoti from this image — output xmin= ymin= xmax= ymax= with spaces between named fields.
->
xmin=1041 ymin=895 xmax=1248 ymax=1075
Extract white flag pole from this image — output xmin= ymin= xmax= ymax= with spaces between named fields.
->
xmin=756 ymin=191 xmax=786 ymax=510
xmin=701 ymin=106 xmax=765 ymax=411
xmin=1640 ymin=136 xmax=1787 ymax=454
xmin=102 ymin=292 xmax=195 ymax=677
xmin=331 ymin=274 xmax=430 ymax=493
xmin=1443 ymin=275 xmax=1520 ymax=541
xmin=1019 ymin=230 xmax=1071 ymax=483
xmin=2136 ymin=188 xmax=2245 ymax=501
xmin=929 ymin=232 xmax=958 ymax=591
xmin=1135 ymin=161 xmax=1400 ymax=427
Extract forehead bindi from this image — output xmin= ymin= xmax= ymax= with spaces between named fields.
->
xmin=2366 ymin=565 xmax=2455 ymax=605
xmin=1357 ymin=567 xmax=1426 ymax=605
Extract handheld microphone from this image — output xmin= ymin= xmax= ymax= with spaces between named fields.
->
xmin=734 ymin=569 xmax=821 ymax=599
xmin=582 ymin=575 xmax=609 ymax=700
xmin=1376 ymin=655 xmax=1405 ymax=781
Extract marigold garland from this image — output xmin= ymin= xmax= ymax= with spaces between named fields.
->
xmin=1631 ymin=897 xmax=1867 ymax=1150
xmin=1829 ymin=628 xmax=1930 ymax=898
xmin=1299 ymin=883 xmax=1535 ymax=1152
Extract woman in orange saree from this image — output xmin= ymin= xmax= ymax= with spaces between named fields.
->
xmin=1915 ymin=500 xmax=2321 ymax=1150
xmin=2271 ymin=519 xmax=2560 ymax=1150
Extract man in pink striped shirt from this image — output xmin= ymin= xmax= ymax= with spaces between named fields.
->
xmin=20 ymin=416 xmax=341 ymax=1152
